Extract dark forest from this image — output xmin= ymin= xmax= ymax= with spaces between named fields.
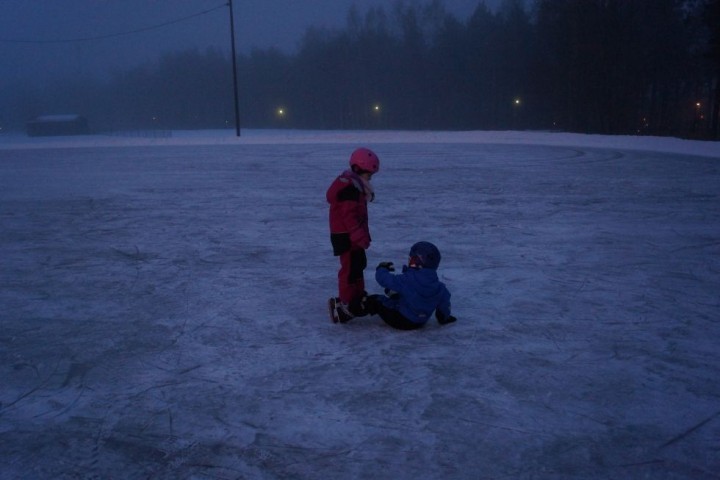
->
xmin=3 ymin=0 xmax=719 ymax=139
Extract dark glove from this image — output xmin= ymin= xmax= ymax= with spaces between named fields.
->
xmin=384 ymin=288 xmax=400 ymax=300
xmin=376 ymin=262 xmax=395 ymax=271
xmin=437 ymin=314 xmax=457 ymax=325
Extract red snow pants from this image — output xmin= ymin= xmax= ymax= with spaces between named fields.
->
xmin=337 ymin=247 xmax=367 ymax=310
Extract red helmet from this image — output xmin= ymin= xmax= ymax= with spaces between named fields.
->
xmin=349 ymin=147 xmax=380 ymax=174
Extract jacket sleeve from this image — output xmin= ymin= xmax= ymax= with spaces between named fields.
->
xmin=375 ymin=267 xmax=405 ymax=292
xmin=347 ymin=210 xmax=370 ymax=249
xmin=434 ymin=287 xmax=452 ymax=321
xmin=334 ymin=183 xmax=370 ymax=250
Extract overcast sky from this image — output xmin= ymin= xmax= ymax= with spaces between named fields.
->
xmin=1 ymin=0 xmax=501 ymax=86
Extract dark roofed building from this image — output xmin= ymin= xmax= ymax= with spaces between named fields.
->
xmin=26 ymin=114 xmax=90 ymax=137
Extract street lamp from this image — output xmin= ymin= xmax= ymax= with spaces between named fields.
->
xmin=228 ymin=0 xmax=241 ymax=137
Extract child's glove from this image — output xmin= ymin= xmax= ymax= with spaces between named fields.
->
xmin=436 ymin=310 xmax=457 ymax=325
xmin=438 ymin=315 xmax=457 ymax=325
xmin=384 ymin=288 xmax=400 ymax=300
xmin=376 ymin=262 xmax=395 ymax=271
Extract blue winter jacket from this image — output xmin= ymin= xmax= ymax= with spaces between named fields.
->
xmin=375 ymin=266 xmax=452 ymax=325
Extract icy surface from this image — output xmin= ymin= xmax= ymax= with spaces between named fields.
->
xmin=1 ymin=130 xmax=719 ymax=479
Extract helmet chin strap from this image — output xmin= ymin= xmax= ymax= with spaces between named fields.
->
xmin=359 ymin=175 xmax=375 ymax=202
xmin=346 ymin=168 xmax=375 ymax=202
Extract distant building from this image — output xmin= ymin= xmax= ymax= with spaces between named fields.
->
xmin=26 ymin=114 xmax=90 ymax=137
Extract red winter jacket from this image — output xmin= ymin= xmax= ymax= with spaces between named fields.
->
xmin=326 ymin=169 xmax=371 ymax=255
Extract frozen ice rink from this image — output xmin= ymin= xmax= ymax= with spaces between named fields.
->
xmin=1 ymin=131 xmax=719 ymax=479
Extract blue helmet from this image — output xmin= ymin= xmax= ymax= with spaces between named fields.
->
xmin=408 ymin=241 xmax=441 ymax=270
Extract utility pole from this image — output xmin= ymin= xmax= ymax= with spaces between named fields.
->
xmin=228 ymin=0 xmax=241 ymax=137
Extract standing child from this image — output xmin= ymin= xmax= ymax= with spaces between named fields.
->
xmin=327 ymin=147 xmax=380 ymax=323
xmin=365 ymin=241 xmax=456 ymax=330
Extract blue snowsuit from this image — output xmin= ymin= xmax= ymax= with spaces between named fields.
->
xmin=374 ymin=265 xmax=452 ymax=328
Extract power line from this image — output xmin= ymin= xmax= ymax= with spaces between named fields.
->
xmin=0 ymin=3 xmax=227 ymax=44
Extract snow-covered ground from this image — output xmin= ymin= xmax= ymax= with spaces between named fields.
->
xmin=1 ymin=130 xmax=719 ymax=479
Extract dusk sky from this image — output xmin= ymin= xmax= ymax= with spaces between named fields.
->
xmin=1 ymin=0 xmax=502 ymax=85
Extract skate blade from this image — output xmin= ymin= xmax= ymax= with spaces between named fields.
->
xmin=328 ymin=297 xmax=339 ymax=323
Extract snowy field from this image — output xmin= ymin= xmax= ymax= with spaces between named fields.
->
xmin=1 ymin=130 xmax=719 ymax=479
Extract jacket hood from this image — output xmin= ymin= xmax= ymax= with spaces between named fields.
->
xmin=405 ymin=267 xmax=444 ymax=299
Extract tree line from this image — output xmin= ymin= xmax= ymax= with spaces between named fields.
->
xmin=3 ymin=0 xmax=719 ymax=139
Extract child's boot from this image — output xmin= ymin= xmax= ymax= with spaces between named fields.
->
xmin=362 ymin=294 xmax=382 ymax=316
xmin=349 ymin=292 xmax=371 ymax=317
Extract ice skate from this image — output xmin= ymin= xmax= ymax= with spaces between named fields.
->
xmin=328 ymin=297 xmax=339 ymax=323
xmin=328 ymin=297 xmax=353 ymax=323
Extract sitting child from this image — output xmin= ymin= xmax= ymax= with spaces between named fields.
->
xmin=365 ymin=241 xmax=456 ymax=330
